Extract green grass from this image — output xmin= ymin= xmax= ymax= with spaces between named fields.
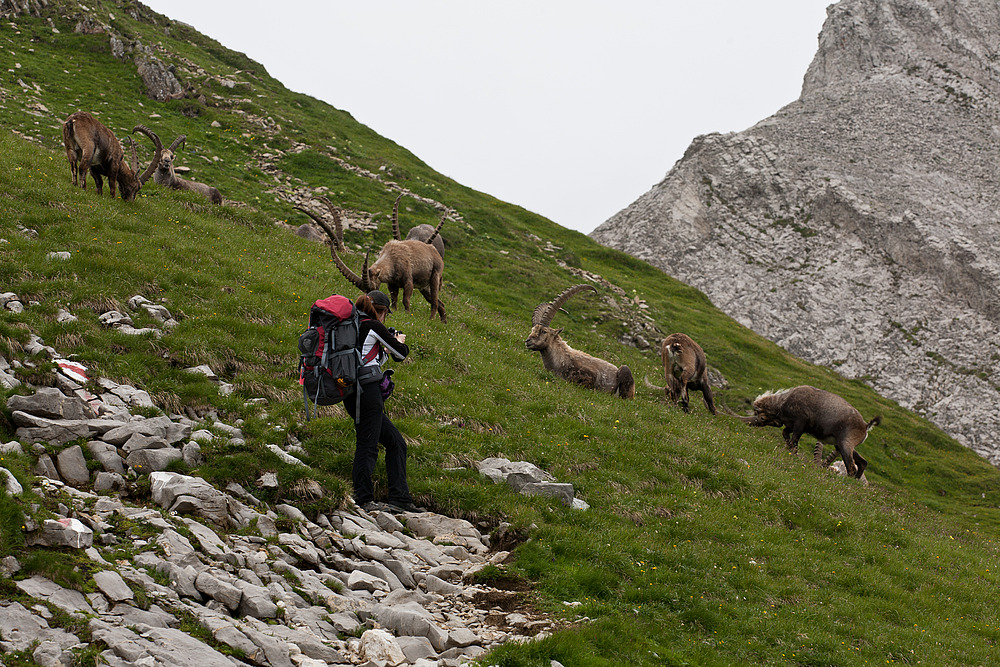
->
xmin=2 ymin=3 xmax=1000 ymax=665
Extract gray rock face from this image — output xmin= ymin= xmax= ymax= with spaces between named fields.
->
xmin=592 ymin=0 xmax=1000 ymax=465
xmin=55 ymin=445 xmax=90 ymax=486
xmin=7 ymin=387 xmax=94 ymax=421
xmin=134 ymin=53 xmax=184 ymax=102
xmin=1 ymin=350 xmax=558 ymax=665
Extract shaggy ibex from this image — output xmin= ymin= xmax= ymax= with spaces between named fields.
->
xmin=62 ymin=111 xmax=162 ymax=201
xmin=152 ymin=134 xmax=223 ymax=204
xmin=737 ymin=385 xmax=879 ymax=479
xmin=525 ymin=284 xmax=635 ymax=398
xmin=296 ymin=197 xmax=447 ymax=322
xmin=649 ymin=332 xmax=717 ymax=414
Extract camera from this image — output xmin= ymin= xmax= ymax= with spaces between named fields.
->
xmin=387 ymin=327 xmax=401 ymax=337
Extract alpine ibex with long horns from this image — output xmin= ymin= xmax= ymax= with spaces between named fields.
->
xmin=295 ymin=194 xmax=447 ymax=322
xmin=62 ymin=111 xmax=162 ymax=201
xmin=737 ymin=385 xmax=879 ymax=479
xmin=525 ymin=284 xmax=635 ymax=398
xmin=152 ymin=134 xmax=223 ymax=204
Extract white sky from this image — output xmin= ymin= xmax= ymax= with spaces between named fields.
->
xmin=141 ymin=1 xmax=831 ymax=234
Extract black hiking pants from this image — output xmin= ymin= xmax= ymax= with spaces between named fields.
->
xmin=345 ymin=380 xmax=413 ymax=505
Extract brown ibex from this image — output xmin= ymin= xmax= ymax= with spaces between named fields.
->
xmin=152 ymin=134 xmax=223 ymax=204
xmin=737 ymin=385 xmax=879 ymax=479
xmin=62 ymin=111 xmax=162 ymax=201
xmin=296 ymin=197 xmax=447 ymax=322
xmin=649 ymin=332 xmax=717 ymax=414
xmin=525 ymin=284 xmax=635 ymax=398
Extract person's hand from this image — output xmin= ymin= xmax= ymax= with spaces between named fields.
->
xmin=396 ymin=332 xmax=406 ymax=344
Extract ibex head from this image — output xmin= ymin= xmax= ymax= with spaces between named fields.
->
xmin=526 ymin=284 xmax=597 ymax=349
xmin=123 ymin=124 xmax=163 ymax=201
xmin=158 ymin=134 xmax=186 ymax=173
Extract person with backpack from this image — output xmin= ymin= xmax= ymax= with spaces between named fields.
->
xmin=349 ymin=290 xmax=423 ymax=514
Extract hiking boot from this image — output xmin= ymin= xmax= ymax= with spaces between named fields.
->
xmin=360 ymin=501 xmax=390 ymax=513
xmin=386 ymin=500 xmax=425 ymax=514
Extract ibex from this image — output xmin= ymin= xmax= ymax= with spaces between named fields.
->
xmin=737 ymin=385 xmax=879 ymax=479
xmin=62 ymin=111 xmax=162 ymax=201
xmin=152 ymin=134 xmax=223 ymax=204
xmin=295 ymin=195 xmax=447 ymax=322
xmin=525 ymin=284 xmax=635 ymax=398
xmin=647 ymin=332 xmax=717 ymax=414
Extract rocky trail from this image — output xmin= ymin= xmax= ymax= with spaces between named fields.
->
xmin=0 ymin=333 xmax=577 ymax=666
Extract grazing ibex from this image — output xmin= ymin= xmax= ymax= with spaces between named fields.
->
xmin=525 ymin=284 xmax=635 ymax=398
xmin=738 ymin=385 xmax=879 ymax=479
xmin=62 ymin=111 xmax=162 ymax=201
xmin=296 ymin=196 xmax=447 ymax=322
xmin=650 ymin=332 xmax=717 ymax=414
xmin=152 ymin=134 xmax=223 ymax=204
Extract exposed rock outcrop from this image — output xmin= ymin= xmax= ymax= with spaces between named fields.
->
xmin=0 ymin=353 xmax=565 ymax=665
xmin=592 ymin=0 xmax=1000 ymax=465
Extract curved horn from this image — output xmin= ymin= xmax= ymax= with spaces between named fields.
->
xmin=532 ymin=283 xmax=596 ymax=327
xmin=424 ymin=214 xmax=447 ymax=245
xmin=643 ymin=375 xmax=666 ymax=392
xmin=295 ymin=206 xmax=370 ymax=291
xmin=124 ymin=136 xmax=138 ymax=174
xmin=132 ymin=125 xmax=163 ymax=185
xmin=168 ymin=134 xmax=187 ymax=153
xmin=316 ymin=196 xmax=346 ymax=251
xmin=392 ymin=193 xmax=403 ymax=240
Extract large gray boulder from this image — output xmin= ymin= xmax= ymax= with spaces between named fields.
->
xmin=93 ymin=571 xmax=134 ymax=603
xmin=13 ymin=412 xmax=91 ymax=446
xmin=55 ymin=445 xmax=90 ymax=486
xmin=28 ymin=519 xmax=93 ymax=549
xmin=0 ymin=601 xmax=80 ymax=652
xmin=149 ymin=472 xmax=230 ymax=526
xmin=125 ymin=447 xmax=182 ymax=473
xmin=89 ymin=619 xmax=235 ymax=667
xmin=87 ymin=441 xmax=125 ymax=474
xmin=7 ymin=387 xmax=95 ymax=420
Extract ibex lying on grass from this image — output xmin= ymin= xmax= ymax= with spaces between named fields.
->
xmin=152 ymin=134 xmax=223 ymax=204
xmin=526 ymin=284 xmax=635 ymax=398
xmin=648 ymin=332 xmax=717 ymax=414
xmin=62 ymin=111 xmax=162 ymax=201
xmin=737 ymin=385 xmax=879 ymax=479
xmin=296 ymin=196 xmax=447 ymax=322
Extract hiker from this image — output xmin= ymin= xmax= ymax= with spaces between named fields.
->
xmin=349 ymin=289 xmax=423 ymax=513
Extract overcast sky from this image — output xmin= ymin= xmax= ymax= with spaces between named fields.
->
xmin=141 ymin=1 xmax=831 ymax=234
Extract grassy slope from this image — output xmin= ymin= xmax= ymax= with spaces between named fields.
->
xmin=1 ymin=3 xmax=1000 ymax=665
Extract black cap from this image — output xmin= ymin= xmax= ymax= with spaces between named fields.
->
xmin=367 ymin=290 xmax=392 ymax=313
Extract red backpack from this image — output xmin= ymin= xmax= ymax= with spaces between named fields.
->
xmin=297 ymin=295 xmax=373 ymax=420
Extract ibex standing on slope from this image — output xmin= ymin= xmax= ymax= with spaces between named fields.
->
xmin=152 ymin=134 xmax=223 ymax=204
xmin=62 ymin=111 xmax=162 ymax=201
xmin=525 ymin=284 xmax=635 ymax=398
xmin=737 ymin=385 xmax=879 ymax=479
xmin=296 ymin=196 xmax=447 ymax=322
xmin=660 ymin=332 xmax=717 ymax=414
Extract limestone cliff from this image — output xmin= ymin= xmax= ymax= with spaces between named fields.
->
xmin=591 ymin=0 xmax=1000 ymax=464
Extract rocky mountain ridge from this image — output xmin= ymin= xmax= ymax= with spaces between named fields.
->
xmin=591 ymin=0 xmax=1000 ymax=464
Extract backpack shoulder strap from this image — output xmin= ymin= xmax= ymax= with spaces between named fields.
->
xmin=356 ymin=315 xmax=382 ymax=363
